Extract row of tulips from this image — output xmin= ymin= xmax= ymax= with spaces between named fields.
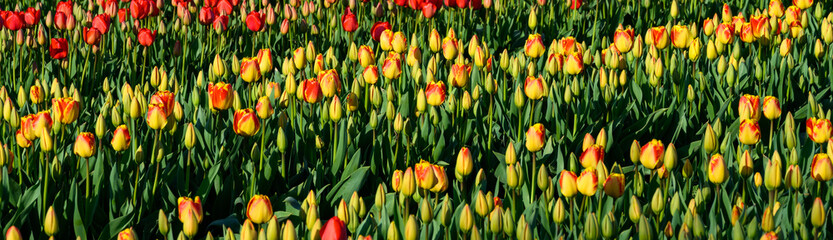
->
xmin=1 ymin=0 xmax=833 ymax=239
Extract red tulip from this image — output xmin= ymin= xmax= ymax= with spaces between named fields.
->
xmin=370 ymin=21 xmax=391 ymax=41
xmin=570 ymin=0 xmax=582 ymax=9
xmin=3 ymin=11 xmax=23 ymax=31
xmin=394 ymin=0 xmax=407 ymax=7
xmin=57 ymin=1 xmax=74 ymax=16
xmin=213 ymin=15 xmax=229 ymax=31
xmin=198 ymin=7 xmax=215 ymax=25
xmin=422 ymin=3 xmax=437 ymax=18
xmin=49 ymin=38 xmax=68 ymax=59
xmin=23 ymin=8 xmax=40 ymax=27
xmin=204 ymin=0 xmax=218 ymax=7
xmin=130 ymin=0 xmax=150 ymax=19
xmin=341 ymin=7 xmax=357 ymax=33
xmin=455 ymin=0 xmax=468 ymax=8
xmin=83 ymin=27 xmax=102 ymax=45
xmin=137 ymin=28 xmax=156 ymax=46
xmin=92 ymin=14 xmax=111 ymax=34
xmin=320 ymin=217 xmax=348 ymax=240
xmin=246 ymin=11 xmax=264 ymax=32
xmin=216 ymin=0 xmax=234 ymax=15
xmin=118 ymin=8 xmax=127 ymax=23
xmin=301 ymin=78 xmax=323 ymax=104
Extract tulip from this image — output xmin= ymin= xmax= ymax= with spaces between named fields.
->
xmin=737 ymin=119 xmax=761 ymax=145
xmin=257 ymin=49 xmax=274 ymax=76
xmin=247 ymin=195 xmax=273 ymax=224
xmin=525 ymin=123 xmax=546 ymax=152
xmin=738 ymin=23 xmax=756 ymax=43
xmin=246 ymin=11 xmax=265 ymax=32
xmin=382 ymin=53 xmax=402 ymax=80
xmin=233 ymin=108 xmax=260 ymax=137
xmin=811 ymin=197 xmax=824 ymax=227
xmin=357 ymin=46 xmax=374 ymax=67
xmin=391 ymin=170 xmax=402 ymax=192
xmin=603 ymin=173 xmax=625 ymax=198
xmin=146 ymin=104 xmax=168 ymax=129
xmin=780 ymin=38 xmax=792 ymax=57
xmin=392 ymin=32 xmax=407 ymax=53
xmin=32 ymin=111 xmax=52 ymax=139
xmin=442 ymin=36 xmax=459 ymax=60
xmin=370 ymin=21 xmax=391 ymax=42
xmin=708 ymin=154 xmax=727 ymax=184
xmin=456 ymin=147 xmax=473 ymax=178
xmin=317 ymin=69 xmax=341 ymax=98
xmin=362 ymin=65 xmax=379 ymax=85
xmin=208 ymin=82 xmax=234 ymax=111
xmin=738 ymin=150 xmax=753 ymax=177
xmin=118 ymin=228 xmax=138 ymax=240
xmin=49 ymin=38 xmax=69 ymax=59
xmin=320 ymin=217 xmax=347 ymax=240
xmin=613 ymin=25 xmax=635 ymax=53
xmin=414 ymin=160 xmax=436 ymax=190
xmin=109 ymin=125 xmax=131 ymax=152
xmin=449 ymin=63 xmax=472 ymax=88
xmin=341 ymin=7 xmax=357 ymax=32
xmin=401 ymin=167 xmax=416 ymax=196
xmin=762 ymin=96 xmax=781 ymax=120
xmin=44 ymin=206 xmax=59 ymax=236
xmin=670 ymin=25 xmax=690 ymax=48
xmin=240 ymin=57 xmax=262 ymax=82
xmin=640 ymin=139 xmax=664 ymax=170
xmin=811 ymin=153 xmax=833 ymax=182
xmin=130 ymin=0 xmax=150 ymax=19
xmin=137 ymin=28 xmax=156 ymax=46
xmin=738 ymin=94 xmax=760 ymax=121
xmin=430 ymin=164 xmax=449 ymax=192
xmin=556 ymin=170 xmax=578 ymax=198
xmin=769 ymin=0 xmax=784 ymax=17
xmin=524 ymin=34 xmax=545 ymax=58
xmin=524 ymin=75 xmax=544 ymax=100
xmin=83 ymin=27 xmax=102 ymax=45
xmin=177 ymin=196 xmax=204 ymax=224
xmin=425 ymin=81 xmax=446 ymax=106
xmin=647 ymin=26 xmax=669 ymax=49
xmin=806 ymin=117 xmax=832 ymax=144
xmin=52 ymin=97 xmax=80 ymax=124
xmin=716 ymin=23 xmax=734 ymax=44
xmin=301 ymin=78 xmax=323 ymax=104
xmin=563 ymin=52 xmax=583 ymax=75
xmin=576 ymin=169 xmax=598 ymax=196
xmin=71 ymin=132 xmax=96 ymax=158
xmin=765 ymin=152 xmax=782 ymax=190
xmin=5 ymin=226 xmax=22 ymax=240
xmin=794 ymin=0 xmax=813 ymax=9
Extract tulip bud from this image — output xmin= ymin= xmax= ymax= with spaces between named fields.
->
xmin=811 ymin=197 xmax=825 ymax=227
xmin=629 ymin=196 xmax=642 ymax=223
xmin=44 ymin=206 xmax=59 ymax=236
xmin=765 ymin=151 xmax=782 ymax=190
xmin=584 ymin=212 xmax=598 ymax=240
xmin=638 ymin=216 xmax=652 ymax=240
xmin=459 ymin=204 xmax=473 ymax=233
xmin=158 ymin=210 xmax=170 ymax=235
xmin=282 ymin=220 xmax=296 ymax=240
xmin=438 ymin=195 xmax=451 ymax=227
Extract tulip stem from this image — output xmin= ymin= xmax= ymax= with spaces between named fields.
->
xmin=569 ymin=197 xmax=575 ymax=231
xmin=768 ymin=120 xmax=774 ymax=149
xmin=186 ymin=149 xmax=191 ymax=190
xmin=133 ymin=163 xmax=140 ymax=206
xmin=85 ymin=157 xmax=91 ymax=198
xmin=151 ymin=130 xmax=161 ymax=197
xmin=487 ymin=94 xmax=494 ymax=150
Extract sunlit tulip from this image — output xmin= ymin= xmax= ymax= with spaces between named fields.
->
xmin=738 ymin=150 xmax=753 ymax=177
xmin=301 ymin=78 xmax=323 ymax=104
xmin=256 ymin=49 xmax=274 ymax=75
xmin=317 ymin=69 xmax=341 ymax=98
xmin=233 ymin=108 xmax=260 ymax=137
xmin=425 ymin=81 xmax=446 ymax=106
xmin=640 ymin=139 xmax=664 ymax=170
xmin=247 ymin=195 xmax=273 ymax=224
xmin=363 ymin=65 xmax=379 ymax=85
xmin=524 ymin=34 xmax=545 ymax=58
xmin=112 ymin=125 xmax=131 ymax=152
xmin=150 ymin=91 xmax=175 ymax=117
xmin=646 ymin=26 xmax=669 ymax=49
xmin=177 ymin=196 xmax=204 ymax=223
xmin=442 ymin=36 xmax=459 ymax=60
xmin=341 ymin=7 xmax=357 ymax=32
xmin=762 ymin=96 xmax=781 ymax=120
xmin=52 ymin=97 xmax=80 ymax=124
xmin=613 ymin=25 xmax=635 ymax=53
xmin=811 ymin=153 xmax=833 ymax=182
xmin=449 ymin=63 xmax=472 ymax=87
xmin=576 ymin=169 xmax=598 ymax=196
xmin=392 ymin=170 xmax=403 ymax=192
xmin=738 ymin=119 xmax=761 ymax=145
xmin=769 ymin=0 xmax=784 ymax=17
xmin=738 ymin=94 xmax=760 ymax=121
xmin=430 ymin=164 xmax=449 ymax=192
xmin=580 ymin=144 xmax=604 ymax=169
xmin=415 ymin=160 xmax=436 ymax=190
xmin=525 ymin=123 xmax=546 ymax=152
xmin=240 ymin=57 xmax=262 ymax=82
xmin=563 ymin=52 xmax=583 ymax=75
xmin=49 ymin=38 xmax=68 ymax=59
xmin=392 ymin=32 xmax=407 ymax=53
xmin=806 ymin=117 xmax=832 ymax=144
xmin=603 ymin=173 xmax=625 ymax=198
xmin=715 ymin=23 xmax=734 ymax=44
xmin=255 ymin=97 xmax=274 ymax=119
xmin=320 ymin=217 xmax=348 ymax=240
xmin=794 ymin=0 xmax=812 ymax=9
xmin=137 ymin=28 xmax=156 ymax=46
xmin=208 ymin=82 xmax=234 ymax=111
xmin=670 ymin=25 xmax=690 ymax=48
xmin=358 ymin=45 xmax=375 ymax=67
xmin=456 ymin=147 xmax=473 ymax=178
xmin=246 ymin=11 xmax=265 ymax=32
xmin=708 ymin=154 xmax=727 ymax=184
xmin=559 ymin=170 xmax=578 ymax=198
xmin=382 ymin=53 xmax=402 ymax=80
xmin=524 ymin=75 xmax=544 ymax=100
xmin=117 ymin=228 xmax=137 ymax=240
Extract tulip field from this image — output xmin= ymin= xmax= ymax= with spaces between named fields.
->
xmin=3 ymin=0 xmax=833 ymax=239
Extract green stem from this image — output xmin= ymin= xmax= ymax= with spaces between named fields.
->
xmin=151 ymin=130 xmax=161 ymax=196
xmin=85 ymin=157 xmax=90 ymax=198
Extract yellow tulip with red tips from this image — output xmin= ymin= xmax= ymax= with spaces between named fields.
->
xmin=738 ymin=119 xmax=761 ymax=145
xmin=811 ymin=153 xmax=833 ymax=182
xmin=52 ymin=97 xmax=80 ymax=124
xmin=708 ymin=154 xmax=727 ymax=184
xmin=603 ymin=173 xmax=625 ymax=198
xmin=580 ymin=144 xmax=604 ymax=169
xmin=806 ymin=117 xmax=832 ymax=144
xmin=240 ymin=57 xmax=262 ymax=82
xmin=524 ymin=33 xmax=545 ymax=58
xmin=73 ymin=132 xmax=96 ymax=158
xmin=425 ymin=81 xmax=446 ymax=106
xmin=247 ymin=195 xmax=273 ymax=224
xmin=208 ymin=82 xmax=234 ymax=111
xmin=526 ymin=123 xmax=546 ymax=152
xmin=146 ymin=103 xmax=168 ymax=130
xmin=640 ymin=139 xmax=664 ymax=170
xmin=613 ymin=25 xmax=634 ymax=53
xmin=559 ymin=170 xmax=578 ymax=198
xmin=576 ymin=169 xmax=598 ymax=196
xmin=524 ymin=75 xmax=545 ymax=100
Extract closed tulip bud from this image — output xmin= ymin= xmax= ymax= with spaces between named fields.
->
xmin=525 ymin=123 xmax=546 ymax=152
xmin=708 ymin=154 xmax=727 ymax=184
xmin=637 ymin=216 xmax=652 ymax=240
xmin=785 ymin=165 xmax=802 ymax=189
xmin=40 ymin=128 xmax=53 ymax=152
xmin=489 ymin=206 xmax=503 ymax=233
xmin=459 ymin=204 xmax=473 ymax=233
xmin=474 ymin=191 xmax=489 ymax=217
xmin=400 ymin=167 xmax=416 ymax=196
xmin=628 ymin=196 xmax=643 ymax=224
xmin=702 ymin=123 xmax=718 ymax=154
xmin=765 ymin=152 xmax=782 ymax=190
xmin=583 ymin=212 xmax=598 ymax=240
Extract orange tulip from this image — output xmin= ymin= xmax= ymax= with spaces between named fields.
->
xmin=784 ymin=6 xmax=800 ymax=26
xmin=525 ymin=123 xmax=546 ymax=152
xmin=762 ymin=96 xmax=781 ymax=120
xmin=449 ymin=63 xmax=472 ymax=88
xmin=430 ymin=164 xmax=448 ymax=192
xmin=716 ymin=23 xmax=734 ymax=44
xmin=247 ymin=195 xmax=273 ymax=224
xmin=811 ymin=153 xmax=833 ymax=182
xmin=603 ymin=173 xmax=625 ymax=198
xmin=382 ymin=52 xmax=402 ymax=80
xmin=806 ymin=117 xmax=832 ymax=144
xmin=613 ymin=25 xmax=635 ymax=53
xmin=738 ymin=94 xmax=760 ymax=121
xmin=732 ymin=15 xmax=746 ymax=33
xmin=739 ymin=23 xmax=756 ymax=43
xmin=208 ymin=82 xmax=234 ymax=111
xmin=73 ymin=132 xmax=96 ymax=158
xmin=750 ymin=15 xmax=769 ymax=39
xmin=640 ymin=139 xmax=664 ymax=170
xmin=301 ymin=78 xmax=323 ymax=104
xmin=52 ymin=97 xmax=80 ymax=124
xmin=425 ymin=81 xmax=446 ymax=106
xmin=20 ymin=114 xmax=36 ymax=140
xmin=738 ymin=119 xmax=761 ymax=145
xmin=557 ymin=36 xmax=580 ymax=54
xmin=576 ymin=169 xmax=598 ymax=196
xmin=111 ymin=125 xmax=131 ymax=152
xmin=524 ymin=33 xmax=545 ymax=58
xmin=150 ymin=90 xmax=175 ymax=117
xmin=579 ymin=144 xmax=604 ymax=169
xmin=559 ymin=170 xmax=578 ymax=198
xmin=524 ymin=75 xmax=545 ymax=100
xmin=233 ymin=108 xmax=260 ymax=137
xmin=704 ymin=17 xmax=716 ymax=36
xmin=317 ymin=69 xmax=341 ymax=98
xmin=15 ymin=129 xmax=31 ymax=148
xmin=415 ymin=160 xmax=436 ymax=190
xmin=33 ymin=111 xmax=53 ymax=138
xmin=146 ymin=103 xmax=168 ymax=130
xmin=240 ymin=57 xmax=262 ymax=82
xmin=392 ymin=170 xmax=403 ymax=192
xmin=670 ymin=25 xmax=690 ymax=48
xmin=255 ymin=96 xmax=274 ymax=119
xmin=177 ymin=196 xmax=204 ymax=223
xmin=646 ymin=26 xmax=669 ymax=49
